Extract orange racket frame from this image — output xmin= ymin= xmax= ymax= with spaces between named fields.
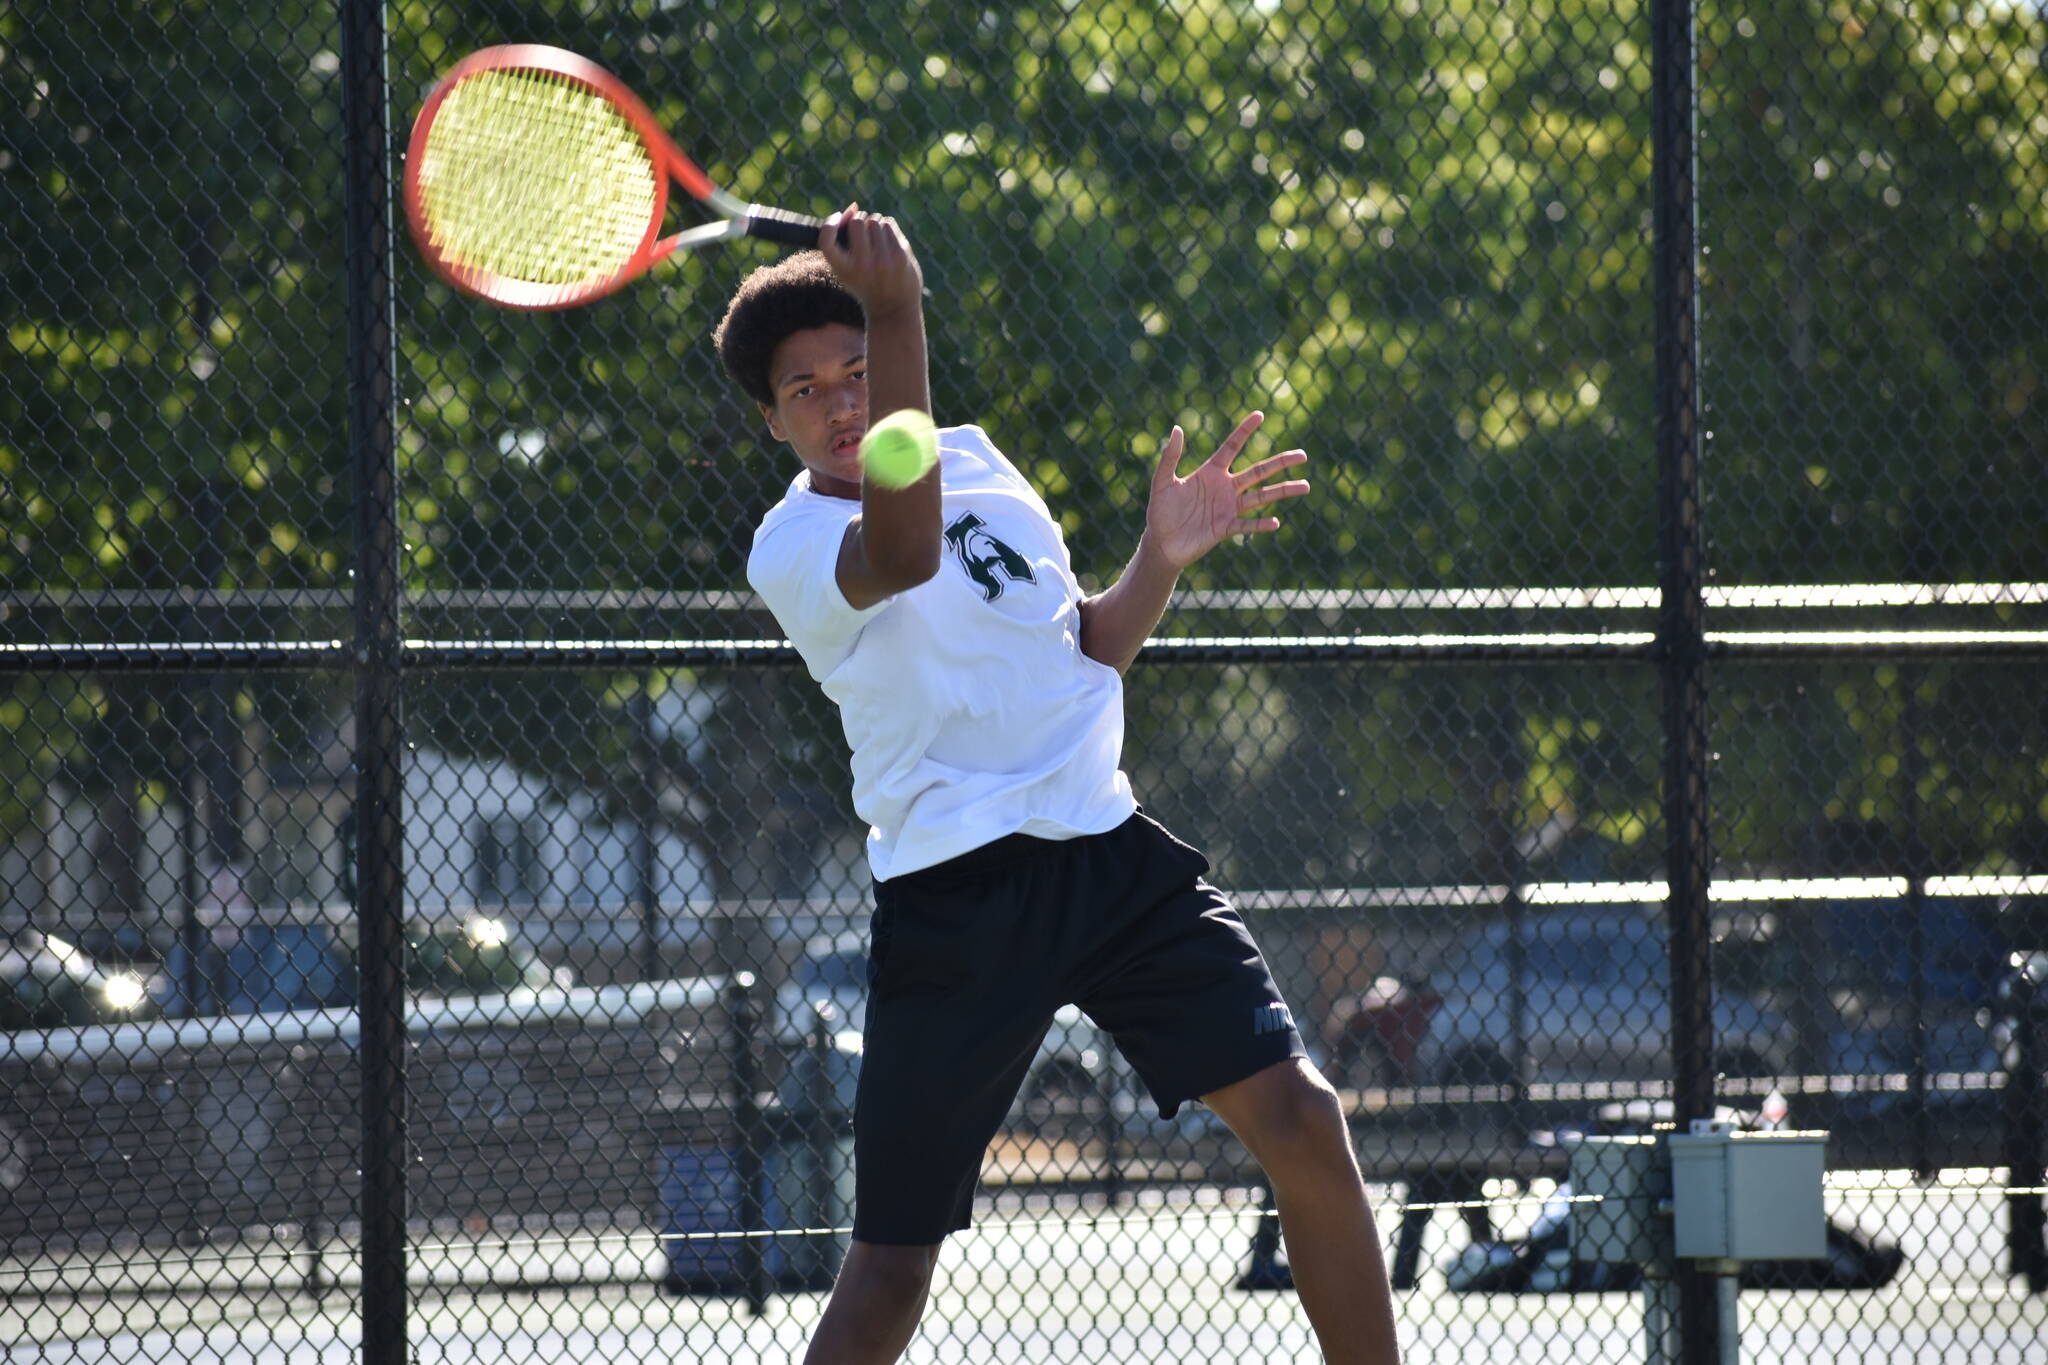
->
xmin=403 ymin=44 xmax=828 ymax=309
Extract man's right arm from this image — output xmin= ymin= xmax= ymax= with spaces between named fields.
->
xmin=822 ymin=207 xmax=940 ymax=610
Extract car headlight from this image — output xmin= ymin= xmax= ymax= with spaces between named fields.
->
xmin=464 ymin=916 xmax=509 ymax=949
xmin=98 ymin=974 xmax=147 ymax=1012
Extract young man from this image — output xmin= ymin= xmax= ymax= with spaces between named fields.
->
xmin=716 ymin=205 xmax=1400 ymax=1365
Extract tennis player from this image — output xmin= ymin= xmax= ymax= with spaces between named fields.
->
xmin=718 ymin=205 xmax=1399 ymax=1365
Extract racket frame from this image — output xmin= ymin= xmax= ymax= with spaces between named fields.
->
xmin=403 ymin=44 xmax=817 ymax=309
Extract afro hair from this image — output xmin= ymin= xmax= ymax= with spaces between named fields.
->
xmin=713 ymin=251 xmax=867 ymax=408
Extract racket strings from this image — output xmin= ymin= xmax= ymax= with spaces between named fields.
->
xmin=415 ymin=66 xmax=659 ymax=290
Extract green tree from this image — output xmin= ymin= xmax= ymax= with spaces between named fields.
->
xmin=6 ymin=0 xmax=2044 ymax=927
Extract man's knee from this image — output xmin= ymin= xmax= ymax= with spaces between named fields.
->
xmin=1271 ymin=1064 xmax=1350 ymax=1150
xmin=1209 ymin=1059 xmax=1354 ymax=1168
xmin=838 ymin=1240 xmax=942 ymax=1306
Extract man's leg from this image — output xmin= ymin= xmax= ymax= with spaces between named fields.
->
xmin=1204 ymin=1057 xmax=1401 ymax=1365
xmin=800 ymin=1240 xmax=943 ymax=1365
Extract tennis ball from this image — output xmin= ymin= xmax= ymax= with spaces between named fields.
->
xmin=860 ymin=409 xmax=939 ymax=489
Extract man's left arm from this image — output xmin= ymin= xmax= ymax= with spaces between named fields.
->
xmin=1078 ymin=411 xmax=1310 ymax=675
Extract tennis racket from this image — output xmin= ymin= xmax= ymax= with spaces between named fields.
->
xmin=402 ymin=44 xmax=835 ymax=309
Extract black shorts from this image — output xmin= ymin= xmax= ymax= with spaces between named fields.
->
xmin=851 ymin=810 xmax=1306 ymax=1245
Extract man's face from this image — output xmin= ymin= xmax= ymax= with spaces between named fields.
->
xmin=761 ymin=322 xmax=867 ymax=500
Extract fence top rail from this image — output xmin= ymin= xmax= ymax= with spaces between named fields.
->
xmin=7 ymin=581 xmax=2047 ymax=614
xmin=1230 ymin=874 xmax=2046 ymax=911
xmin=4 ymin=974 xmax=731 ymax=1067
xmin=7 ymin=626 xmax=2047 ymax=674
xmin=185 ymin=872 xmax=2045 ymax=934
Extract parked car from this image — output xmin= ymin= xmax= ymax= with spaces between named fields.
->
xmin=1716 ymin=897 xmax=2004 ymax=1091
xmin=1823 ymin=896 xmax=2004 ymax=1009
xmin=1412 ymin=906 xmax=1797 ymax=1087
xmin=154 ymin=913 xmax=573 ymax=1015
xmin=400 ymin=915 xmax=572 ymax=996
xmin=771 ymin=931 xmax=1145 ymax=1132
xmin=0 ymin=929 xmax=159 ymax=1030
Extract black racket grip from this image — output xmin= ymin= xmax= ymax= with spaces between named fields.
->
xmin=745 ymin=206 xmax=851 ymax=248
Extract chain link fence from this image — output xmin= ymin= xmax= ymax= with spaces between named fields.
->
xmin=5 ymin=1 xmax=2046 ymax=1362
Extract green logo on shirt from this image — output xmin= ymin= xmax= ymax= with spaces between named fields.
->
xmin=944 ymin=512 xmax=1038 ymax=602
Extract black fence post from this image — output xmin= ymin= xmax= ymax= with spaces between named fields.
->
xmin=2006 ymin=959 xmax=2047 ymax=1292
xmin=808 ymin=1008 xmax=837 ymax=1282
xmin=291 ymin=1044 xmax=327 ymax=1300
xmin=728 ymin=974 xmax=768 ymax=1316
xmin=632 ymin=679 xmax=662 ymax=982
xmin=176 ymin=681 xmax=209 ymax=1019
xmin=341 ymin=0 xmax=406 ymax=1361
xmin=1901 ymin=671 xmax=1935 ymax=1182
xmin=1652 ymin=0 xmax=1721 ymax=1360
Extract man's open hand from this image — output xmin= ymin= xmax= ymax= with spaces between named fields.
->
xmin=1144 ymin=411 xmax=1311 ymax=571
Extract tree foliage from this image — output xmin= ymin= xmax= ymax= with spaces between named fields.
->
xmin=4 ymin=0 xmax=2043 ymax=883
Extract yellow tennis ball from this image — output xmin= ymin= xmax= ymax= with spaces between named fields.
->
xmin=860 ymin=409 xmax=939 ymax=489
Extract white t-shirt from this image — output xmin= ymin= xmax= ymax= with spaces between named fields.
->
xmin=747 ymin=424 xmax=1137 ymax=880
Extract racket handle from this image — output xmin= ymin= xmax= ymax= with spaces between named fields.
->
xmin=744 ymin=207 xmax=850 ymax=248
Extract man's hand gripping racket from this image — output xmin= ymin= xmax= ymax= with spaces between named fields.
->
xmin=403 ymin=44 xmax=835 ymax=309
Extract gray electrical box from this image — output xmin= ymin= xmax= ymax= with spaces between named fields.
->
xmin=1668 ymin=1127 xmax=1828 ymax=1262
xmin=1567 ymin=1134 xmax=1665 ymax=1266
